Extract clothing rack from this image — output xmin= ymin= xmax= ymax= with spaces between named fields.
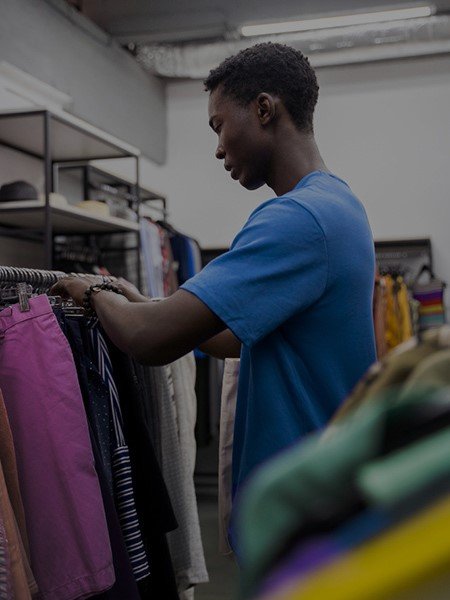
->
xmin=0 ymin=261 xmax=208 ymax=598
xmin=0 ymin=266 xmax=90 ymax=315
xmin=0 ymin=266 xmax=66 ymax=292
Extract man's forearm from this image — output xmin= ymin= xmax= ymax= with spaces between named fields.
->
xmin=91 ymin=289 xmax=225 ymax=366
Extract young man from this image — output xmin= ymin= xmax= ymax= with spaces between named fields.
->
xmin=54 ymin=43 xmax=376 ymax=527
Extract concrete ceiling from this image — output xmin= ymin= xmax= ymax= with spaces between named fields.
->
xmin=73 ymin=0 xmax=450 ymax=44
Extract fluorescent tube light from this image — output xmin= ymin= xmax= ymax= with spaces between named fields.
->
xmin=240 ymin=6 xmax=434 ymax=37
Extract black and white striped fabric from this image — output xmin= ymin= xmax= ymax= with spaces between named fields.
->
xmin=112 ymin=445 xmax=151 ymax=581
xmin=90 ymin=328 xmax=151 ymax=582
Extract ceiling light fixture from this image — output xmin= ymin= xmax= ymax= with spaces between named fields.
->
xmin=240 ymin=5 xmax=434 ymax=37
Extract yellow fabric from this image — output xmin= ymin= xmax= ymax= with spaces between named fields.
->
xmin=397 ymin=278 xmax=413 ymax=342
xmin=384 ymin=276 xmax=413 ymax=351
xmin=373 ymin=276 xmax=388 ymax=360
xmin=420 ymin=305 xmax=445 ymax=315
xmin=269 ymin=494 xmax=450 ymax=600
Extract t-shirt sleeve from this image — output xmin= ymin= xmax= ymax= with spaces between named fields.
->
xmin=181 ymin=198 xmax=328 ymax=346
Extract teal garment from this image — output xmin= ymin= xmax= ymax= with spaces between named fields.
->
xmin=358 ymin=402 xmax=450 ymax=506
xmin=236 ymin=387 xmax=450 ymax=598
xmin=182 ymin=171 xmax=376 ymax=507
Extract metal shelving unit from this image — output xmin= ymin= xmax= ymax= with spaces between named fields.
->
xmin=0 ymin=108 xmax=164 ymax=288
xmin=375 ymin=238 xmax=432 ymax=284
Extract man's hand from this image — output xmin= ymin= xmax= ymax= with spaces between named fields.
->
xmin=50 ymin=274 xmax=105 ymax=305
xmin=115 ymin=277 xmax=151 ymax=303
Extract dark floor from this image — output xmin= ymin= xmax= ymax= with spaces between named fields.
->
xmin=195 ymin=499 xmax=239 ymax=600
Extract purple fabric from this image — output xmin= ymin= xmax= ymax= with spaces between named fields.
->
xmin=258 ymin=538 xmax=339 ymax=597
xmin=413 ymin=291 xmax=443 ymax=302
xmin=0 ymin=296 xmax=115 ymax=600
xmin=258 ymin=510 xmax=394 ymax=598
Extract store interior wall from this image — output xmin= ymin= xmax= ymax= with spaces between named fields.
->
xmin=0 ymin=0 xmax=167 ymax=164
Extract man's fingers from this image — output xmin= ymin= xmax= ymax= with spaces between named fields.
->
xmin=50 ymin=281 xmax=70 ymax=297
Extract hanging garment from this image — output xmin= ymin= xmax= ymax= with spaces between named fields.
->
xmin=57 ymin=313 xmax=114 ymax=494
xmin=0 ymin=459 xmax=31 ymax=599
xmin=166 ymin=355 xmax=209 ymax=594
xmin=140 ymin=219 xmax=165 ymax=297
xmin=57 ymin=314 xmax=152 ymax=587
xmin=384 ymin=275 xmax=413 ymax=351
xmin=88 ymin=425 xmax=141 ymax=600
xmin=170 ymin=233 xmax=202 ymax=286
xmin=159 ymin=225 xmax=179 ymax=296
xmin=131 ymin=360 xmax=208 ymax=596
xmin=0 ymin=296 xmax=114 ymax=600
xmin=105 ymin=343 xmax=180 ymax=600
xmin=208 ymin=357 xmax=224 ymax=439
xmin=218 ymin=359 xmax=240 ymax=556
xmin=0 ymin=513 xmax=13 ymax=600
xmin=0 ymin=389 xmax=37 ymax=596
xmin=0 ymin=389 xmax=30 ymax=563
xmin=88 ymin=327 xmax=151 ymax=584
xmin=373 ymin=275 xmax=388 ymax=359
xmin=413 ymin=269 xmax=447 ymax=330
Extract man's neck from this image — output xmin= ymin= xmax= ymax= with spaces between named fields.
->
xmin=266 ymin=132 xmax=328 ymax=196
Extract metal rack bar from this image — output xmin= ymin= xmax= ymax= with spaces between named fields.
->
xmin=0 ymin=139 xmax=43 ymax=161
xmin=0 ymin=227 xmax=44 ymax=243
xmin=135 ymin=155 xmax=142 ymax=290
xmin=54 ymin=154 xmax=138 ymax=162
xmin=0 ymin=265 xmax=66 ymax=290
xmin=43 ymin=111 xmax=53 ymax=270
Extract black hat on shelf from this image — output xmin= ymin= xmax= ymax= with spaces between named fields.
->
xmin=0 ymin=180 xmax=39 ymax=202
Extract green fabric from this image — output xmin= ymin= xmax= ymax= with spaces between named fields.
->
xmin=237 ymin=387 xmax=450 ymax=598
xmin=400 ymin=349 xmax=450 ymax=399
xmin=358 ymin=420 xmax=450 ymax=506
xmin=332 ymin=326 xmax=450 ymax=425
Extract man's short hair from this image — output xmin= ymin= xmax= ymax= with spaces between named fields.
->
xmin=204 ymin=42 xmax=319 ymax=133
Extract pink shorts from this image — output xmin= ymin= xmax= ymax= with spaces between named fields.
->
xmin=0 ymin=295 xmax=114 ymax=600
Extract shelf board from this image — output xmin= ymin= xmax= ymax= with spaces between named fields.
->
xmin=0 ymin=200 xmax=139 ymax=234
xmin=0 ymin=108 xmax=140 ymax=161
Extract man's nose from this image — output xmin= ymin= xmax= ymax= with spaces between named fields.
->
xmin=215 ymin=144 xmax=225 ymax=160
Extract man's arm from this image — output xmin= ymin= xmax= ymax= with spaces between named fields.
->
xmin=116 ymin=279 xmax=241 ymax=359
xmin=52 ymin=277 xmax=226 ymax=365
xmin=199 ymin=329 xmax=241 ymax=359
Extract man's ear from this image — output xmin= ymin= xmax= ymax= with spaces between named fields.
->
xmin=256 ymin=93 xmax=277 ymax=125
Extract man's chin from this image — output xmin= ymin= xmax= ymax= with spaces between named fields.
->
xmin=241 ymin=177 xmax=265 ymax=191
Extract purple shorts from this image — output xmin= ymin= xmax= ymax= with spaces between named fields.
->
xmin=0 ymin=295 xmax=114 ymax=600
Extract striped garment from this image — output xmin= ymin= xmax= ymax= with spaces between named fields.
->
xmin=413 ymin=280 xmax=447 ymax=331
xmin=90 ymin=327 xmax=151 ymax=582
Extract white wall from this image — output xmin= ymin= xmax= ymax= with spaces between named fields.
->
xmin=315 ymin=55 xmax=450 ymax=291
xmin=1 ymin=0 xmax=167 ymax=163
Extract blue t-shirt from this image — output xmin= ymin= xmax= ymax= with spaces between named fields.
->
xmin=182 ymin=171 xmax=376 ymax=497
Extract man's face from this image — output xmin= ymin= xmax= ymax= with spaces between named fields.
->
xmin=208 ymin=86 xmax=269 ymax=190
